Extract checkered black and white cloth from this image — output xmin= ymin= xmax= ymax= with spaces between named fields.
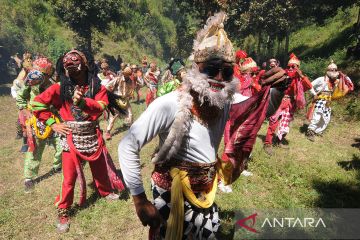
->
xmin=314 ymin=99 xmax=331 ymax=120
xmin=276 ymin=106 xmax=294 ymax=140
xmin=308 ymin=99 xmax=332 ymax=134
xmin=152 ymin=181 xmax=220 ymax=239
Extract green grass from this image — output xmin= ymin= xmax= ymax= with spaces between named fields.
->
xmin=0 ymin=88 xmax=360 ymax=239
xmin=289 ymin=6 xmax=360 ymax=83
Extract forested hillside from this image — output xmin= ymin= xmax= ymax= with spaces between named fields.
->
xmin=0 ymin=0 xmax=359 ymax=84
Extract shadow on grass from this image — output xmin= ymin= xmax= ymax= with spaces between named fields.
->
xmin=312 ymin=180 xmax=360 ymax=208
xmin=299 ymin=123 xmax=308 ymax=134
xmin=33 ymin=168 xmax=61 ymax=184
xmin=132 ymin=99 xmax=145 ymax=105
xmin=338 ymin=154 xmax=360 ymax=171
xmin=351 ymin=138 xmax=360 ymax=150
xmin=111 ymin=125 xmax=130 ymax=137
xmin=70 ymin=191 xmax=100 ymax=217
xmin=69 ymin=176 xmax=130 ymax=217
xmin=217 ymin=210 xmax=235 ymax=240
xmin=257 ymin=134 xmax=266 ymax=143
xmin=0 ymin=85 xmax=10 ymax=95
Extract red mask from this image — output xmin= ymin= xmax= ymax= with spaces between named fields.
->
xmin=63 ymin=52 xmax=85 ymax=76
xmin=286 ymin=68 xmax=298 ymax=78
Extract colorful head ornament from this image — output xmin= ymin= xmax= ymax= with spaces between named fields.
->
xmin=24 ymin=69 xmax=45 ymax=86
xmin=32 ymin=57 xmax=53 ymax=76
xmin=190 ymin=11 xmax=235 ymax=63
xmin=235 ymin=50 xmax=247 ymax=60
xmin=241 ymin=57 xmax=257 ymax=72
xmin=288 ymin=53 xmax=300 ymax=66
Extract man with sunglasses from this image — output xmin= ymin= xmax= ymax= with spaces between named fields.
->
xmin=118 ymin=12 xmax=287 ymax=239
xmin=264 ymin=53 xmax=313 ymax=155
xmin=16 ymin=57 xmax=63 ymax=193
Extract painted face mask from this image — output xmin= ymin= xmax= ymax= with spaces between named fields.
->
xmin=24 ymin=69 xmax=45 ymax=86
xmin=183 ymin=62 xmax=238 ymax=109
xmin=286 ymin=66 xmax=298 ymax=78
xmin=326 ymin=70 xmax=339 ymax=80
xmin=63 ymin=52 xmax=84 ymax=76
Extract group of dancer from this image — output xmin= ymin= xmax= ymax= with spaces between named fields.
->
xmin=10 ymin=11 xmax=354 ymax=239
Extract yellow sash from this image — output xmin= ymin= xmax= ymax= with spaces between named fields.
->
xmin=26 ymin=115 xmax=60 ymax=140
xmin=165 ymin=168 xmax=218 ymax=240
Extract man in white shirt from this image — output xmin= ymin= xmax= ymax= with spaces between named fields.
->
xmin=118 ymin=12 xmax=286 ymax=240
xmin=306 ymin=60 xmax=353 ymax=141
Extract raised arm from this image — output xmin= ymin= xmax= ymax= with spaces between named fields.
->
xmin=77 ymin=85 xmax=109 ymax=114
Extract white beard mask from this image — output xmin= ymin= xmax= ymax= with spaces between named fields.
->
xmin=182 ymin=63 xmax=238 ymax=109
xmin=326 ymin=71 xmax=339 ymax=80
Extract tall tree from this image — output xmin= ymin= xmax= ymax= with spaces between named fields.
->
xmin=50 ymin=0 xmax=121 ymax=53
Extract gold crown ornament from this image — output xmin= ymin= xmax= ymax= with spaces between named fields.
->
xmin=190 ymin=11 xmax=235 ymax=63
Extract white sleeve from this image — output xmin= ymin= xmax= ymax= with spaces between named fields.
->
xmin=310 ymin=77 xmax=324 ymax=95
xmin=11 ymin=86 xmax=17 ymax=99
xmin=118 ymin=93 xmax=178 ymax=195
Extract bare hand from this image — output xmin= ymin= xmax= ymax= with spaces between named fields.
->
xmin=296 ymin=68 xmax=304 ymax=78
xmin=21 ymin=109 xmax=32 ymax=119
xmin=260 ymin=67 xmax=287 ymax=86
xmin=73 ymin=85 xmax=84 ymax=105
xmin=51 ymin=123 xmax=72 ymax=135
xmin=133 ymin=192 xmax=163 ymax=229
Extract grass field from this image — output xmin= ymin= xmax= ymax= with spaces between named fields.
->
xmin=0 ymin=87 xmax=359 ymax=239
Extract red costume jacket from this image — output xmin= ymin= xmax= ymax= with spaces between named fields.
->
xmin=32 ymin=83 xmax=108 ymax=125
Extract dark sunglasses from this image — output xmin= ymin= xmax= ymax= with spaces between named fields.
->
xmin=203 ymin=65 xmax=234 ymax=81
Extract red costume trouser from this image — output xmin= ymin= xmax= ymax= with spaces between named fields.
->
xmin=145 ymin=89 xmax=156 ymax=106
xmin=55 ymin=151 xmax=112 ymax=209
xmin=264 ymin=119 xmax=280 ymax=145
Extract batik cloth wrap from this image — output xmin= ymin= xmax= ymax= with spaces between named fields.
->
xmin=222 ymin=86 xmax=271 ymax=184
xmin=61 ymin=121 xmax=125 ymax=205
xmin=151 ymin=160 xmax=220 ymax=240
xmin=269 ymin=95 xmax=295 ymax=140
xmin=308 ymin=92 xmax=332 ymax=134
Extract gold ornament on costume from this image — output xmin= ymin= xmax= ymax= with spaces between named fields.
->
xmin=191 ymin=11 xmax=235 ymax=63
